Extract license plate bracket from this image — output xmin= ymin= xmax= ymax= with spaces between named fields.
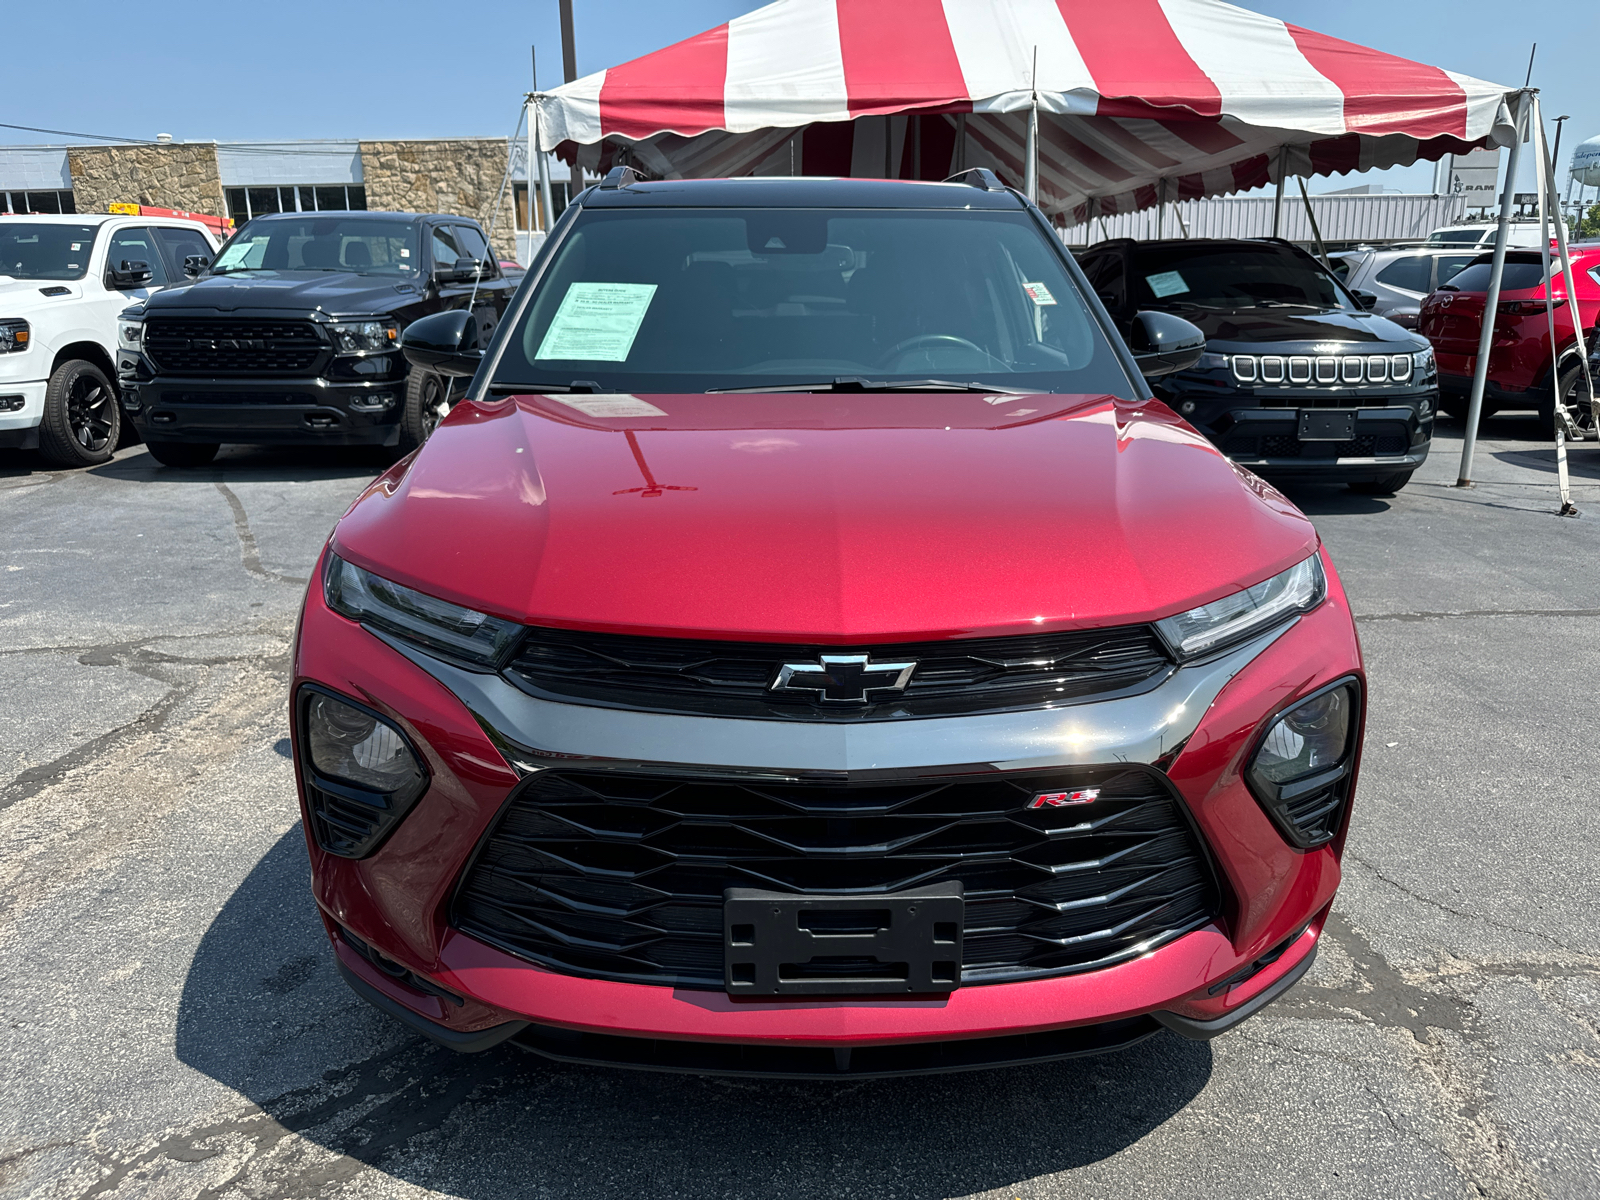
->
xmin=724 ymin=884 xmax=963 ymax=996
xmin=1298 ymin=409 xmax=1358 ymax=441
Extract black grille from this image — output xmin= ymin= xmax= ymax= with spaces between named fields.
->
xmin=1331 ymin=435 xmax=1377 ymax=457
xmin=503 ymin=626 xmax=1173 ymax=721
xmin=1261 ymin=435 xmax=1302 ymax=457
xmin=168 ymin=391 xmax=310 ymax=405
xmin=453 ymin=766 xmax=1219 ymax=990
xmin=1374 ymin=434 xmax=1409 ymax=454
xmin=145 ymin=318 xmax=324 ymax=376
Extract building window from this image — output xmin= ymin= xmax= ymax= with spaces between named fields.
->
xmin=1 ymin=190 xmax=77 ymax=215
xmin=225 ymin=185 xmax=367 ymax=224
xmin=513 ymin=181 xmax=572 ymax=232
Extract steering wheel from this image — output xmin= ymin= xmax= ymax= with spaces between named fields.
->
xmin=882 ymin=334 xmax=990 ymax=363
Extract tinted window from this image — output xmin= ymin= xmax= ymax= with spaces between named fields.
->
xmin=107 ymin=227 xmax=167 ymax=286
xmin=1428 ymin=229 xmax=1489 ymax=245
xmin=0 ymin=221 xmax=99 ymax=279
xmin=1435 ymin=255 xmax=1476 ymax=286
xmin=1081 ymin=254 xmax=1126 ymax=309
xmin=210 ymin=216 xmax=419 ymax=277
xmin=1444 ymin=262 xmax=1548 ymax=292
xmin=155 ymin=226 xmax=213 ymax=275
xmin=430 ymin=226 xmax=464 ymax=271
xmin=1375 ymin=255 xmax=1432 ymax=293
xmin=454 ymin=224 xmax=493 ymax=270
xmin=1127 ymin=245 xmax=1351 ymax=309
xmin=492 ymin=208 xmax=1130 ymax=396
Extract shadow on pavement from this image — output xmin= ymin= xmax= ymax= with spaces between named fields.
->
xmin=89 ymin=444 xmax=392 ymax=485
xmin=177 ymin=829 xmax=1213 ymax=1198
xmin=1272 ymin=482 xmax=1393 ymax=517
xmin=1490 ymin=446 xmax=1600 ymax=479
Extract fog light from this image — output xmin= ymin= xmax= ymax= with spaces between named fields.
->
xmin=1419 ymin=399 xmax=1432 ymax=416
xmin=1179 ymin=400 xmax=1196 ymax=414
xmin=0 ymin=394 xmax=24 ymax=412
xmin=299 ymin=688 xmax=428 ymax=858
xmin=1246 ymin=680 xmax=1360 ymax=849
xmin=347 ymin=392 xmax=396 ymax=412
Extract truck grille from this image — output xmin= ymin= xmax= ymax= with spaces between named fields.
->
xmin=502 ymin=625 xmax=1173 ymax=721
xmin=145 ymin=318 xmax=325 ymax=376
xmin=452 ymin=766 xmax=1219 ymax=990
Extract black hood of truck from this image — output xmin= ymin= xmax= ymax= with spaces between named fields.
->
xmin=1149 ymin=303 xmax=1423 ymax=351
xmin=144 ymin=270 xmax=421 ymax=316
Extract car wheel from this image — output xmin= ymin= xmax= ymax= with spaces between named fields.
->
xmin=38 ymin=359 xmax=120 ymax=468
xmin=1348 ymin=470 xmax=1413 ymax=495
xmin=144 ymin=440 xmax=220 ymax=468
xmin=399 ymin=369 xmax=451 ymax=454
xmin=1543 ymin=359 xmax=1594 ymax=436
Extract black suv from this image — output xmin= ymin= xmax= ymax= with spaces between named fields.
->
xmin=1077 ymin=238 xmax=1437 ymax=494
xmin=116 ymin=211 xmax=517 ymax=466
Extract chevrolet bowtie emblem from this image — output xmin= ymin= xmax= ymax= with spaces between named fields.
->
xmin=771 ymin=653 xmax=917 ymax=705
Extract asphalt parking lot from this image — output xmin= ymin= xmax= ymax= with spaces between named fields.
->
xmin=3 ymin=412 xmax=1599 ymax=1200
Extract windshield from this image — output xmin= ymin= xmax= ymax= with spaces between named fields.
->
xmin=490 ymin=208 xmax=1132 ymax=395
xmin=209 ymin=216 xmax=419 ymax=277
xmin=1128 ymin=246 xmax=1354 ymax=310
xmin=0 ymin=222 xmax=100 ymax=280
xmin=1427 ymin=230 xmax=1488 ymax=245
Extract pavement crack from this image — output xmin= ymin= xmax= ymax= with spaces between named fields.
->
xmin=1345 ymin=852 xmax=1572 ymax=951
xmin=214 ymin=482 xmax=309 ymax=587
xmin=1356 ymin=606 xmax=1600 ymax=623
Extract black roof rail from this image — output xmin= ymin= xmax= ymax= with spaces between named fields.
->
xmin=599 ymin=166 xmax=648 ymax=190
xmin=944 ymin=167 xmax=1004 ymax=192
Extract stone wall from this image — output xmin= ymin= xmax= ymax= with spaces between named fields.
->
xmin=358 ymin=139 xmax=517 ymax=260
xmin=65 ymin=143 xmax=225 ymax=217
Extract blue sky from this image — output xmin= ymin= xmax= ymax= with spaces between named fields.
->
xmin=7 ymin=1 xmax=1597 ymax=191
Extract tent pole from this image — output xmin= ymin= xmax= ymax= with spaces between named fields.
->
xmin=1298 ymin=177 xmax=1329 ymax=266
xmin=1457 ymin=89 xmax=1533 ymax=488
xmin=1026 ymin=46 xmax=1039 ymax=204
xmin=1272 ymin=147 xmax=1286 ymax=237
xmin=1530 ymin=97 xmax=1576 ymax=514
xmin=1157 ymin=179 xmax=1165 ymax=239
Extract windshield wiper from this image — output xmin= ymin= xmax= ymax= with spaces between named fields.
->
xmin=488 ymin=380 xmax=605 ymax=394
xmin=707 ymin=378 xmax=1033 ymax=395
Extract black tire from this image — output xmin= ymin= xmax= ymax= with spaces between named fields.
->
xmin=1348 ymin=470 xmax=1414 ymax=495
xmin=398 ymin=369 xmax=451 ymax=454
xmin=144 ymin=440 xmax=220 ymax=468
xmin=1543 ymin=358 xmax=1593 ymax=436
xmin=38 ymin=359 xmax=119 ymax=468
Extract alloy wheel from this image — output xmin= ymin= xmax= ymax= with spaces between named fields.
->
xmin=67 ymin=374 xmax=115 ymax=452
xmin=422 ymin=376 xmax=450 ymax=437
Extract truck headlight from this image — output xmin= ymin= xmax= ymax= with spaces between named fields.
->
xmin=118 ymin=319 xmax=144 ymax=350
xmin=0 ymin=319 xmax=29 ymax=354
xmin=1155 ymin=554 xmax=1326 ymax=661
xmin=322 ymin=552 xmax=522 ymax=667
xmin=328 ymin=319 xmax=400 ymax=355
xmin=1413 ymin=346 xmax=1435 ymax=377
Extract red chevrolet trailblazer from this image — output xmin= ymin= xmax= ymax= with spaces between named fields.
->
xmin=291 ymin=171 xmax=1364 ymax=1078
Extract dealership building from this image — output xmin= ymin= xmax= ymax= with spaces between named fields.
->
xmin=0 ymin=137 xmax=574 ymax=263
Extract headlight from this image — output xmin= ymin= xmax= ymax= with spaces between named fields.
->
xmin=322 ymin=552 xmax=522 ymax=666
xmin=1194 ymin=353 xmax=1229 ymax=371
xmin=1246 ymin=679 xmax=1361 ymax=849
xmin=328 ymin=319 xmax=399 ymax=355
xmin=118 ymin=319 xmax=143 ymax=350
xmin=1156 ymin=554 xmax=1326 ymax=660
xmin=1413 ymin=345 xmax=1435 ymax=376
xmin=0 ymin=319 xmax=29 ymax=354
xmin=298 ymin=687 xmax=429 ymax=858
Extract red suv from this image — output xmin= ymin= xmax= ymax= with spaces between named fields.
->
xmin=291 ymin=174 xmax=1364 ymax=1078
xmin=1418 ymin=243 xmax=1600 ymax=426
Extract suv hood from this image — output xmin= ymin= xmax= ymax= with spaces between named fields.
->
xmin=144 ymin=270 xmax=419 ymax=315
xmin=1154 ymin=304 xmax=1420 ymax=351
xmin=331 ymin=393 xmax=1318 ymax=643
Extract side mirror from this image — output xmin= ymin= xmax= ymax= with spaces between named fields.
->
xmin=183 ymin=254 xmax=211 ymax=277
xmin=1128 ymin=310 xmax=1206 ymax=378
xmin=1354 ymin=290 xmax=1379 ymax=310
xmin=401 ymin=309 xmax=481 ymax=377
xmin=108 ymin=259 xmax=154 ymax=289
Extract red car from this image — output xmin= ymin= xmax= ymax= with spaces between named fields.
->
xmin=291 ymin=173 xmax=1365 ymax=1077
xmin=1418 ymin=243 xmax=1600 ymax=426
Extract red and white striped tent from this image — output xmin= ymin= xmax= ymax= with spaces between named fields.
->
xmin=535 ymin=0 xmax=1517 ymax=224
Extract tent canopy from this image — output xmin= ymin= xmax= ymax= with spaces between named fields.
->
xmin=537 ymin=0 xmax=1517 ymax=223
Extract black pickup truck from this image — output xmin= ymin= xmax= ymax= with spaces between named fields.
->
xmin=116 ymin=210 xmax=518 ymax=466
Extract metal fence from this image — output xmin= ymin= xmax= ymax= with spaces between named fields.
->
xmin=1063 ymin=192 xmax=1468 ymax=247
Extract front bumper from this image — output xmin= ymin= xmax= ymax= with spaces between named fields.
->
xmin=292 ymin=548 xmax=1363 ymax=1074
xmin=119 ymin=366 xmax=404 ymax=447
xmin=0 ymin=378 xmax=46 ymax=448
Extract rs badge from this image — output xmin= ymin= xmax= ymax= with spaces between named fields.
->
xmin=1028 ymin=789 xmax=1099 ymax=809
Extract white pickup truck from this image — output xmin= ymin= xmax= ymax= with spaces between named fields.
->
xmin=0 ymin=213 xmax=220 ymax=467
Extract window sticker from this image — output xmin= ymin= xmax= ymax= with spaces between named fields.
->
xmin=549 ymin=395 xmax=667 ymax=418
xmin=535 ymin=282 xmax=659 ymax=361
xmin=1145 ymin=270 xmax=1189 ymax=298
xmin=400 ymin=248 xmax=410 ymax=257
xmin=69 ymin=243 xmax=82 ymax=251
xmin=1021 ymin=281 xmax=1057 ymax=306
